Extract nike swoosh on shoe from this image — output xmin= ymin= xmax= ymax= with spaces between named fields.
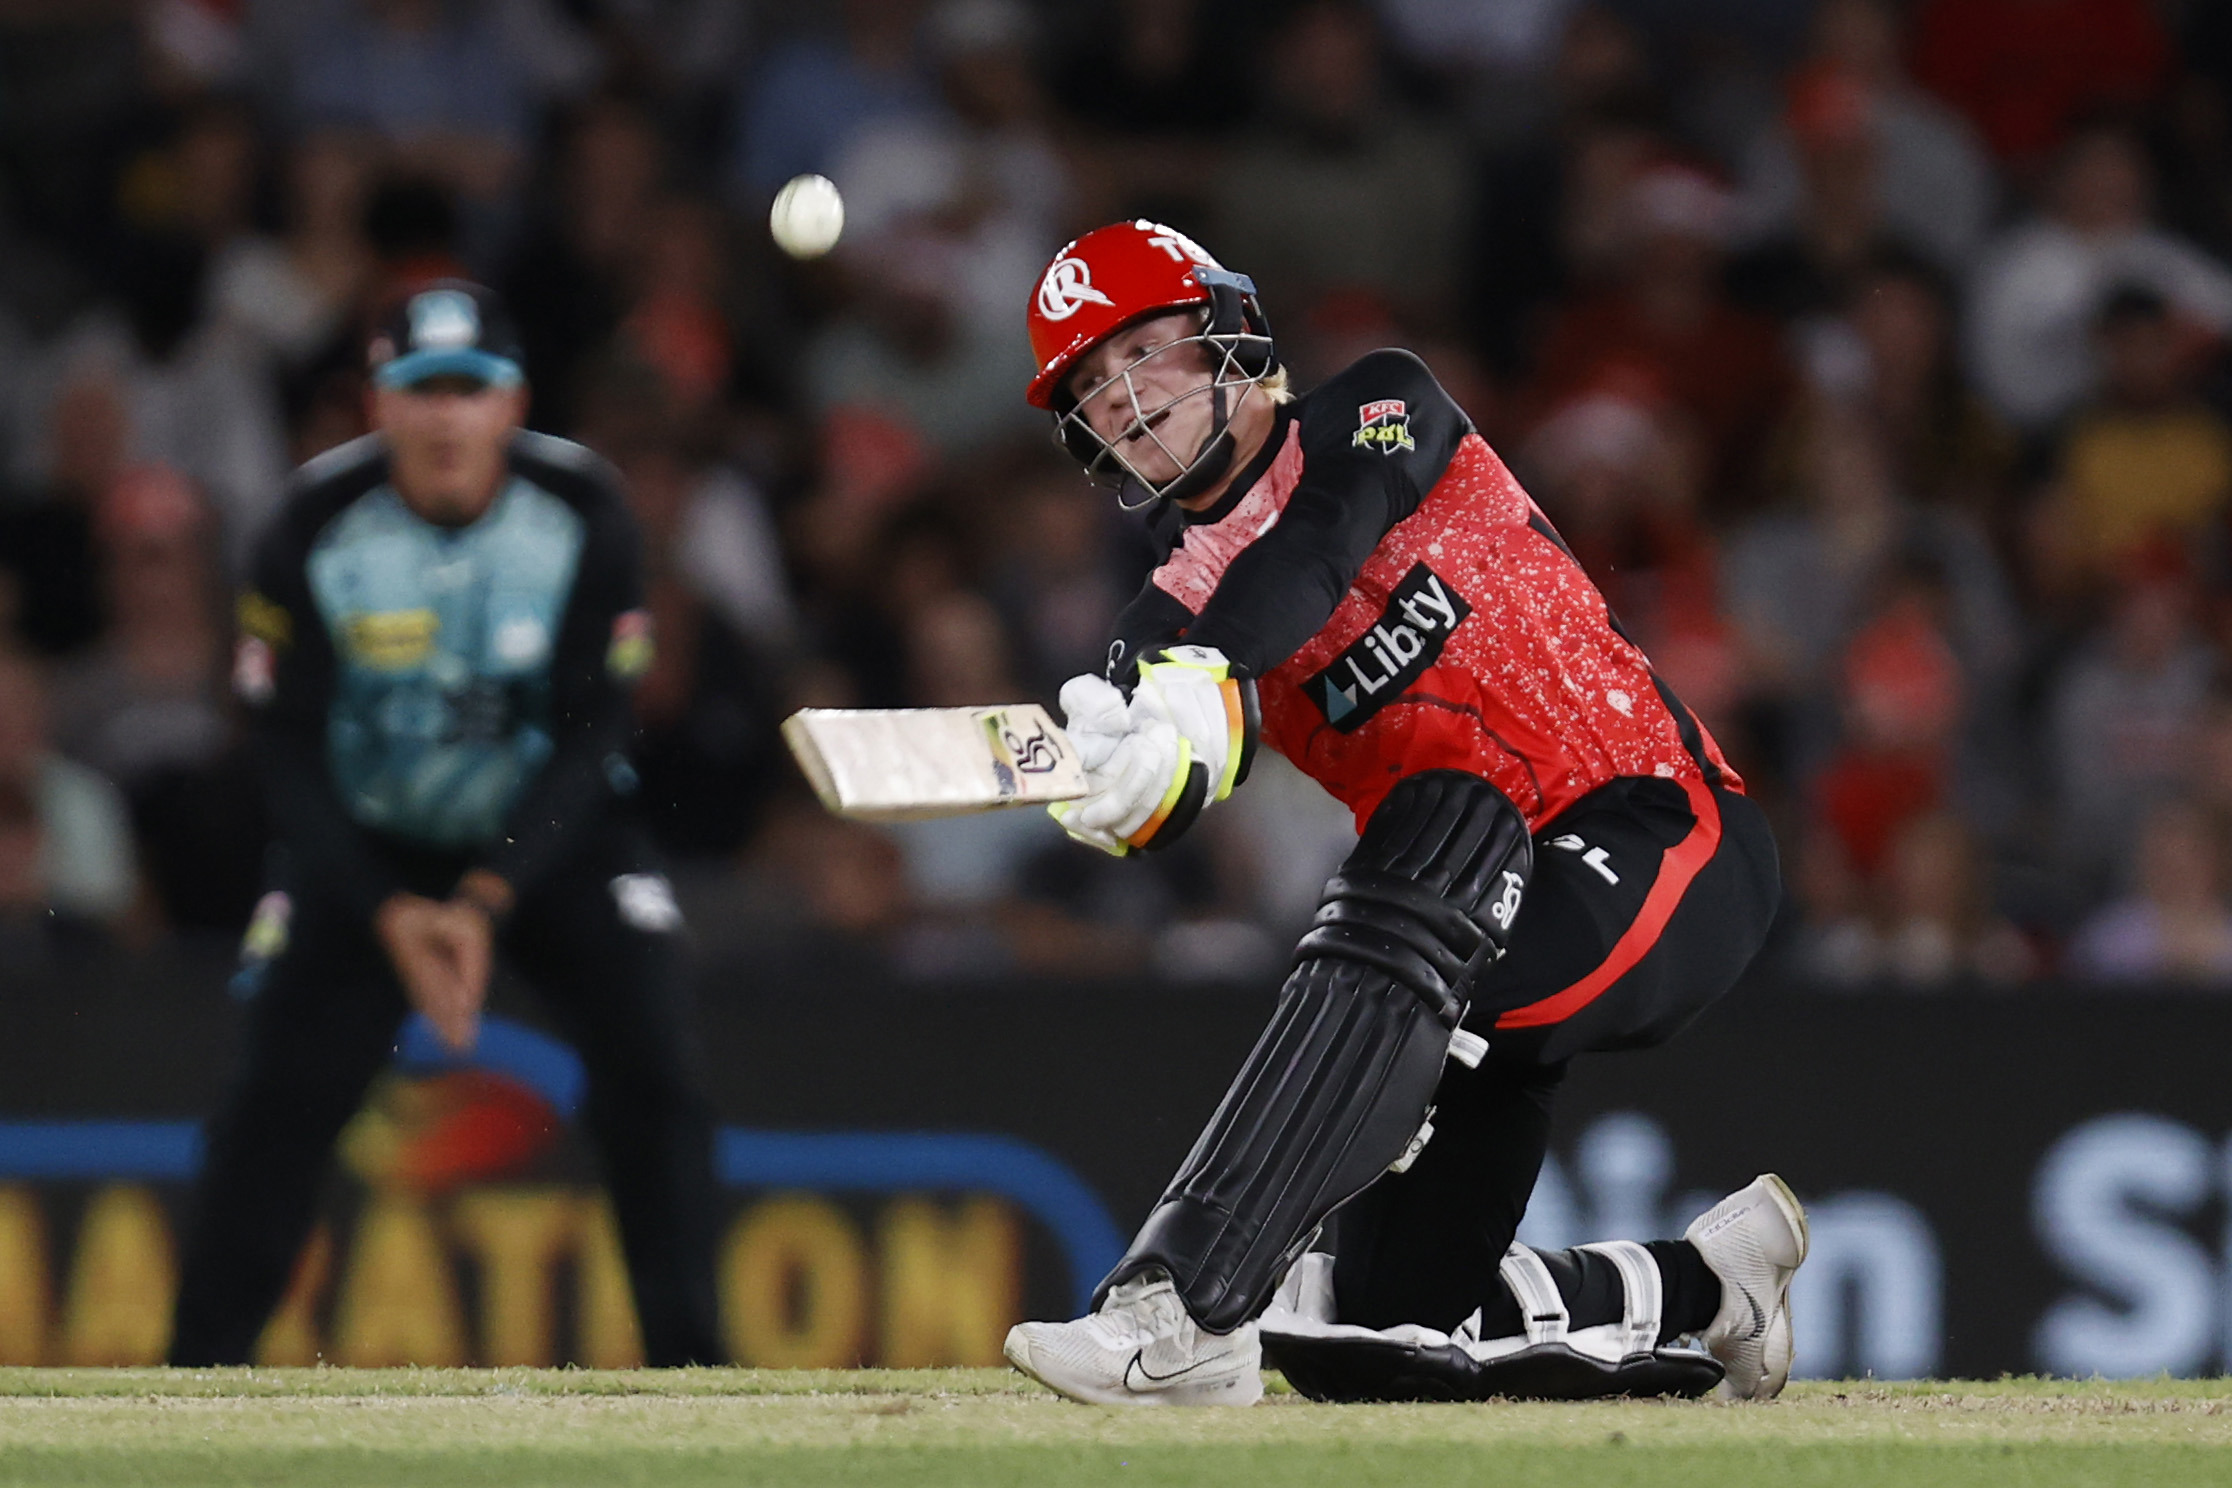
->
xmin=1739 ymin=1286 xmax=1765 ymax=1342
xmin=1126 ymin=1348 xmax=1235 ymax=1389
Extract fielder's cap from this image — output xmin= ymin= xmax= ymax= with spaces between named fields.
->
xmin=368 ymin=281 xmax=525 ymax=390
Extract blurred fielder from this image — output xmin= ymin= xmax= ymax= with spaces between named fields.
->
xmin=169 ymin=282 xmax=722 ymax=1367
xmin=1002 ymin=223 xmax=1803 ymax=1406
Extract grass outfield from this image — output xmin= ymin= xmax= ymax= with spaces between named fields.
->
xmin=2 ymin=1369 xmax=2230 ymax=1488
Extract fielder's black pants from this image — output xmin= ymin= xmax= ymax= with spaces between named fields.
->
xmin=1330 ymin=775 xmax=1781 ymax=1338
xmin=168 ymin=827 xmax=724 ymax=1366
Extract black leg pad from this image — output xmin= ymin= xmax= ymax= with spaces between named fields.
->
xmin=1104 ymin=957 xmax=1458 ymax=1331
xmin=1097 ymin=772 xmax=1533 ymax=1332
xmin=1263 ymin=1332 xmax=1725 ymax=1403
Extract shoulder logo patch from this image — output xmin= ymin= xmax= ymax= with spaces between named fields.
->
xmin=1305 ymin=563 xmax=1470 ymax=732
xmin=1353 ymin=399 xmax=1414 ymax=455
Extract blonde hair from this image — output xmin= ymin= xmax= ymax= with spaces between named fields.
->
xmin=1258 ymin=365 xmax=1294 ymax=404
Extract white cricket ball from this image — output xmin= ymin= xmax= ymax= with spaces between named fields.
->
xmin=769 ymin=173 xmax=845 ymax=260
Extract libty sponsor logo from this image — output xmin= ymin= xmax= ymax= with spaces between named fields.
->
xmin=1305 ymin=563 xmax=1470 ymax=731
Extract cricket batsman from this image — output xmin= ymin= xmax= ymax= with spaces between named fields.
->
xmin=1001 ymin=222 xmax=1803 ymax=1405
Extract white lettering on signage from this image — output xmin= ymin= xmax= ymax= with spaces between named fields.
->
xmin=1515 ymin=1112 xmax=1944 ymax=1382
xmin=2035 ymin=1114 xmax=2217 ymax=1378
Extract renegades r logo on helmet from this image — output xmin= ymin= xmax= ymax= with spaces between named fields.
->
xmin=1353 ymin=399 xmax=1416 ymax=454
xmin=1036 ymin=256 xmax=1114 ymax=321
xmin=1305 ymin=563 xmax=1471 ymax=731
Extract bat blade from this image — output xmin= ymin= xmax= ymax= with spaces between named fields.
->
xmin=781 ymin=704 xmax=1087 ymax=822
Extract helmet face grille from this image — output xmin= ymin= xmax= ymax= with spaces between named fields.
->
xmin=1052 ymin=324 xmax=1277 ymax=511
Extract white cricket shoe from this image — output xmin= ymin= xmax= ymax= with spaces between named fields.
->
xmin=1683 ymin=1173 xmax=1809 ymax=1401
xmin=1003 ymin=1271 xmax=1264 ymax=1406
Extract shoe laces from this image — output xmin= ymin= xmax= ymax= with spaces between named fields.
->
xmin=1097 ymin=1273 xmax=1187 ymax=1345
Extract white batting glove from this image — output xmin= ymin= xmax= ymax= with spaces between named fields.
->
xmin=1048 ymin=673 xmax=1194 ymax=856
xmin=1132 ymin=645 xmax=1258 ymax=804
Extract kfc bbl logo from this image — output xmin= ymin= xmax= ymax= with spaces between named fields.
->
xmin=1353 ymin=399 xmax=1415 ymax=454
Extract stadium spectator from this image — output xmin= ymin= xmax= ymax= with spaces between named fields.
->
xmin=583 ymin=0 xmax=752 ymax=147
xmin=596 ymin=415 xmax=786 ymax=860
xmin=1809 ymin=571 xmax=1968 ymax=881
xmin=2186 ymin=691 xmax=2232 ymax=828
xmin=1965 ymin=121 xmax=2232 ymax=433
xmin=617 ymin=196 xmax=739 ymax=419
xmin=0 ymin=373 xmax=120 ymax=659
xmin=1799 ymin=808 xmax=2035 ymax=987
xmin=46 ymin=464 xmax=265 ymax=933
xmin=575 ymin=359 xmax=797 ymax=659
xmin=1910 ymin=0 xmax=2169 ymax=171
xmin=800 ymin=247 xmax=1040 ymax=456
xmin=2157 ymin=2 xmax=2232 ymax=262
xmin=48 ymin=465 xmax=229 ymax=791
xmin=1527 ymin=162 xmax=1792 ymax=503
xmin=1372 ymin=0 xmax=1583 ymax=140
xmin=1468 ymin=6 xmax=1662 ymax=378
xmin=278 ymin=0 xmax=597 ymax=216
xmin=987 ymin=453 xmax=1142 ymax=701
xmin=1841 ymin=249 xmax=2018 ymax=517
xmin=833 ymin=0 xmax=1072 ymax=329
xmin=730 ymin=0 xmax=938 ymax=204
xmin=0 ymin=777 xmax=47 ymax=951
xmin=0 ymin=648 xmax=139 ymax=936
xmin=2066 ymin=797 xmax=2232 ymax=985
xmin=2043 ymin=284 xmax=2232 ymax=585
xmin=1209 ymin=0 xmax=1470 ymax=332
xmin=33 ymin=233 xmax=291 ymax=561
xmin=146 ymin=100 xmax=293 ymax=354
xmin=240 ymin=132 xmax=379 ymax=367
xmin=1521 ymin=387 xmax=1742 ymax=733
xmin=794 ymin=17 xmax=1052 ymax=458
xmin=1725 ymin=62 xmax=1905 ymax=321
xmin=2048 ymin=551 xmax=2221 ymax=892
xmin=1050 ymin=0 xmax=1256 ymax=224
xmin=1734 ymin=0 xmax=1992 ymax=276
xmin=505 ymin=97 xmax=669 ymax=435
xmin=361 ymin=173 xmax=474 ymax=301
xmin=1722 ymin=399 xmax=2020 ymax=786
xmin=884 ymin=590 xmax=1063 ymax=920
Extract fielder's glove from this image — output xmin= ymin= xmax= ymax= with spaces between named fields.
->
xmin=1132 ymin=645 xmax=1259 ymax=804
xmin=1048 ymin=673 xmax=1206 ymax=855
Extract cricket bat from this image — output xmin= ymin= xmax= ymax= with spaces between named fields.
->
xmin=781 ymin=705 xmax=1088 ymax=822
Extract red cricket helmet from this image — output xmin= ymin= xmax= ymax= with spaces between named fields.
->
xmin=1024 ymin=220 xmax=1276 ymax=506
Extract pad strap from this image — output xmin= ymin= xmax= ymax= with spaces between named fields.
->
xmin=1497 ymin=1244 xmax=1569 ymax=1347
xmin=1578 ymin=1240 xmax=1663 ymax=1357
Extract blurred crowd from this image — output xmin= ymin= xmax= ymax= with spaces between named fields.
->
xmin=3 ymin=0 xmax=2232 ymax=991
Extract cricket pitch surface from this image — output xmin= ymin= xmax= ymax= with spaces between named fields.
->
xmin=3 ymin=1368 xmax=2229 ymax=1486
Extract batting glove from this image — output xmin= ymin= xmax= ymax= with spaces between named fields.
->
xmin=1132 ymin=645 xmax=1259 ymax=804
xmin=1048 ymin=673 xmax=1207 ymax=855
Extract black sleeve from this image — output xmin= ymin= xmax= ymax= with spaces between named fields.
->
xmin=240 ymin=496 xmax=403 ymax=920
xmin=1182 ymin=350 xmax=1473 ymax=677
xmin=477 ymin=474 xmax=645 ymax=897
xmin=1104 ymin=581 xmax=1197 ymax=692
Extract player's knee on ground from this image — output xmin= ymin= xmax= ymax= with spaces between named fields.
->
xmin=1103 ymin=772 xmax=1532 ymax=1332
